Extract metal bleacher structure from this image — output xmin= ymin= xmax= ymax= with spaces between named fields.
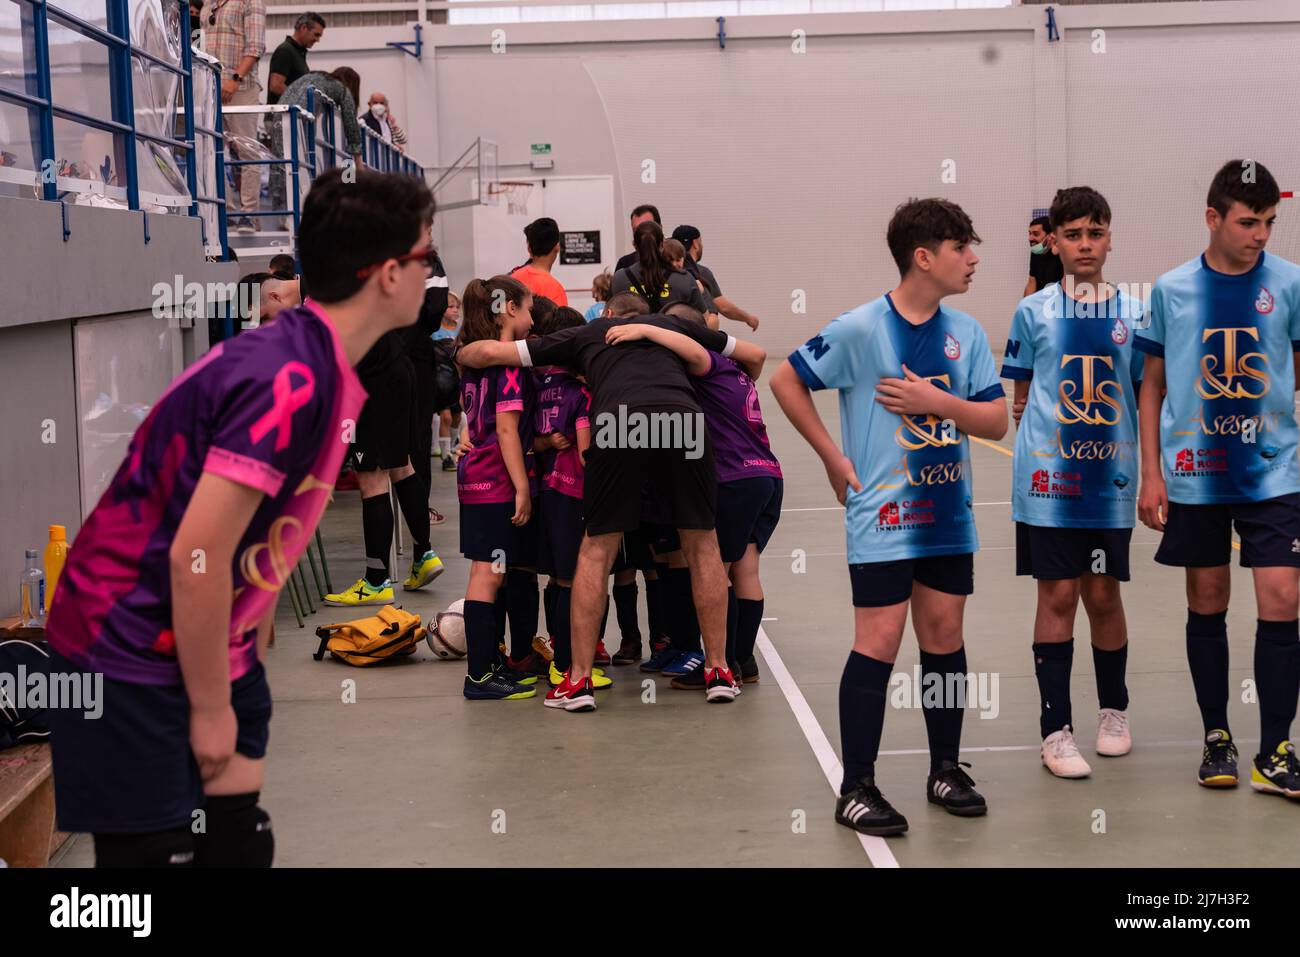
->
xmin=0 ymin=0 xmax=423 ymax=268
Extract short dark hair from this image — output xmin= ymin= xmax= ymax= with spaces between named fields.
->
xmin=1207 ymin=159 xmax=1280 ymax=217
xmin=296 ymin=12 xmax=326 ymax=29
xmin=886 ymin=198 xmax=981 ymax=277
xmin=1049 ymin=187 xmax=1111 ymax=230
xmin=631 ymin=204 xmax=661 ymax=225
xmin=538 ymin=305 xmax=585 ymax=338
xmin=237 ymin=271 xmax=275 ymax=321
xmin=524 ymin=217 xmax=560 ymax=257
xmin=605 ymin=292 xmax=649 ymax=318
xmin=268 ymin=253 xmax=296 ymax=279
xmin=530 ymin=294 xmax=558 ymax=333
xmin=298 ymin=167 xmax=434 ymax=302
xmin=1029 ymin=215 xmax=1051 ymax=232
xmin=664 ymin=303 xmax=704 ymax=326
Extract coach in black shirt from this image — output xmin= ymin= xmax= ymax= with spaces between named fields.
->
xmin=614 ymin=203 xmax=661 ymax=272
xmin=1023 ymin=214 xmax=1064 ymax=296
xmin=267 ymin=13 xmax=325 ymax=105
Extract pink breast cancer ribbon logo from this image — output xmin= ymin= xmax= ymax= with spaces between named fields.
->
xmin=503 ymin=368 xmax=522 ymax=396
xmin=250 ymin=361 xmax=316 ymax=452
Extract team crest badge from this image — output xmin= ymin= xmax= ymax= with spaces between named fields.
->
xmin=1110 ymin=317 xmax=1128 ymax=345
xmin=943 ymin=333 xmax=960 ymax=360
xmin=1256 ymin=286 xmax=1274 ymax=314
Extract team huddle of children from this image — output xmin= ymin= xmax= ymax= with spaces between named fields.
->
xmin=38 ymin=155 xmax=1300 ymax=867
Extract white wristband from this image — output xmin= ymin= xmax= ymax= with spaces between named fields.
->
xmin=722 ymin=335 xmax=738 ymax=358
xmin=516 ymin=339 xmax=533 ymax=367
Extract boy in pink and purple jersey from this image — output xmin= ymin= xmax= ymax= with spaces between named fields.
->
xmin=456 ymin=275 xmax=544 ymax=701
xmin=43 ymin=168 xmax=437 ymax=868
xmin=607 ymin=303 xmax=779 ymax=689
xmin=532 ymin=306 xmax=594 ymax=685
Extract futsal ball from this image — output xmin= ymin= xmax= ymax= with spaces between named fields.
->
xmin=428 ymin=599 xmax=467 ymax=659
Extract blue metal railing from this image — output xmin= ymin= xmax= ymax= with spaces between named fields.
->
xmin=1 ymin=1 xmax=426 ymax=261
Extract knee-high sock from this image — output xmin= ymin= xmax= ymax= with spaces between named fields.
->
xmin=735 ymin=597 xmax=764 ymax=664
xmin=195 ymin=792 xmax=273 ymax=868
xmin=1033 ymin=639 xmax=1074 ymax=739
xmin=665 ymin=567 xmax=700 ymax=654
xmin=725 ymin=586 xmax=738 ymax=666
xmin=392 ymin=473 xmax=431 ymax=556
xmin=464 ymin=599 xmax=497 ymax=679
xmin=613 ymin=582 xmax=641 ymax=646
xmin=920 ymin=646 xmax=967 ymax=773
xmin=647 ymin=567 xmax=667 ymax=644
xmin=493 ymin=590 xmax=508 ymax=667
xmin=361 ymin=493 xmax=394 ymax=586
xmin=1186 ymin=609 xmax=1230 ymax=735
xmin=506 ymin=569 xmax=539 ymax=660
xmin=543 ymin=581 xmax=559 ymax=641
xmin=839 ymin=651 xmax=893 ymax=791
xmin=553 ymin=584 xmax=573 ymax=671
xmin=1092 ymin=643 xmax=1129 ymax=712
xmin=1256 ymin=618 xmax=1300 ymax=757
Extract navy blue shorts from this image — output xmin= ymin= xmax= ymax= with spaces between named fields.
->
xmin=716 ymin=476 xmax=783 ymax=564
xmin=1155 ymin=493 xmax=1300 ymax=568
xmin=460 ymin=499 xmax=538 ymax=567
xmin=849 ymin=553 xmax=974 ymax=608
xmin=1016 ymin=523 xmax=1132 ymax=581
xmin=45 ymin=650 xmax=272 ymax=834
xmin=538 ymin=488 xmax=584 ymax=579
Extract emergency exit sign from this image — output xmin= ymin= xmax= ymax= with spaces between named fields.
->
xmin=531 ymin=144 xmax=552 ymax=155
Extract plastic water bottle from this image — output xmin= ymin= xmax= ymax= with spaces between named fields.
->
xmin=20 ymin=549 xmax=45 ymax=628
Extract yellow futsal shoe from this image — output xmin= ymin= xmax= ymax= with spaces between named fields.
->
xmin=402 ymin=549 xmax=445 ymax=591
xmin=323 ymin=578 xmax=394 ymax=607
xmin=548 ymin=661 xmax=611 ymax=689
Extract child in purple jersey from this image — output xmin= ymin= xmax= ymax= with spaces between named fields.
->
xmin=530 ymin=306 xmax=601 ymax=690
xmin=606 ymin=304 xmax=779 ymax=691
xmin=455 ymin=275 xmax=543 ymax=701
xmin=42 ymin=168 xmax=437 ymax=867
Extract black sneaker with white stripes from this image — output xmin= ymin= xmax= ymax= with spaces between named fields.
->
xmin=835 ymin=778 xmax=908 ymax=836
xmin=926 ymin=760 xmax=987 ymax=817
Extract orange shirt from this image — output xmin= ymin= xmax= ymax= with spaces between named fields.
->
xmin=511 ymin=265 xmax=568 ymax=307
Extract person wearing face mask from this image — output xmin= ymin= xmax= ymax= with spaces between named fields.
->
xmin=361 ymin=93 xmax=396 ymax=146
xmin=1024 ymin=214 xmax=1064 ymax=297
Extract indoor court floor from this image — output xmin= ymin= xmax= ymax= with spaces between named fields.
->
xmin=53 ymin=387 xmax=1296 ymax=868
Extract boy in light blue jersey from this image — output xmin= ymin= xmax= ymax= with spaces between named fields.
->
xmin=1002 ymin=187 xmax=1145 ymax=779
xmin=772 ymin=198 xmax=1008 ymax=836
xmin=1136 ymin=159 xmax=1300 ymax=799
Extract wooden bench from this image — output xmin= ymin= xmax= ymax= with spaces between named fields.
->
xmin=0 ymin=616 xmax=66 ymax=866
xmin=0 ymin=743 xmax=62 ymax=867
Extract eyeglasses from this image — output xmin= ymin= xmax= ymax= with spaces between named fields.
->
xmin=355 ymin=246 xmax=438 ymax=279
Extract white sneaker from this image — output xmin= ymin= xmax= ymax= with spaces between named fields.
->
xmin=1042 ymin=725 xmax=1092 ymax=778
xmin=1096 ymin=708 xmax=1132 ymax=756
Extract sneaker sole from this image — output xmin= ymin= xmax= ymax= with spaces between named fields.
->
xmin=706 ymin=687 xmax=739 ymax=703
xmin=402 ymin=564 xmax=446 ymax=591
xmin=835 ymin=813 xmax=908 ymax=837
xmin=531 ymin=636 xmax=555 ymax=662
xmin=323 ymin=596 xmax=393 ymax=606
xmin=544 ymin=695 xmax=596 ymax=711
xmin=1042 ymin=758 xmax=1091 ymax=779
xmin=1198 ymin=774 xmax=1239 ymax=788
xmin=1249 ymin=776 xmax=1300 ymax=798
xmin=926 ymin=797 xmax=988 ymax=817
xmin=1096 ymin=743 xmax=1131 ymax=757
xmin=464 ymin=689 xmax=536 ymax=701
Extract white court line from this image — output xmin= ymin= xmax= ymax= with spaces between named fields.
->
xmin=879 ymin=737 xmax=1258 ymax=757
xmin=755 ymin=625 xmax=900 ymax=869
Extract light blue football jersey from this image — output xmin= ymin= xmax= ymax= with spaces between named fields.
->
xmin=789 ymin=293 xmax=1004 ymax=564
xmin=1134 ymin=252 xmax=1300 ymax=504
xmin=1002 ymin=284 xmax=1146 ymax=528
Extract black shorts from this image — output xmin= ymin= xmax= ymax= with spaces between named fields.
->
xmin=612 ymin=524 xmax=659 ymax=573
xmin=352 ymin=355 xmax=417 ymax=472
xmin=716 ymin=476 xmax=783 ymax=564
xmin=460 ymin=500 xmax=537 ymax=567
xmin=538 ymin=489 xmax=584 ymax=579
xmin=45 ymin=650 xmax=272 ymax=834
xmin=582 ymin=406 xmax=716 ymax=535
xmin=1155 ymin=494 xmax=1300 ymax=568
xmin=849 ymin=553 xmax=974 ymax=608
xmin=1016 ymin=523 xmax=1132 ymax=581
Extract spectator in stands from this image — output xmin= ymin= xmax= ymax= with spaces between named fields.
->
xmin=280 ymin=67 xmax=364 ymax=169
xmin=1024 ymin=214 xmax=1064 ymax=295
xmin=268 ymin=253 xmax=296 ymax=278
xmin=205 ymin=0 xmax=266 ymax=234
xmin=267 ymin=14 xmax=324 ymax=105
xmin=360 ymin=92 xmax=401 ymax=152
xmin=584 ymin=270 xmax=611 ymax=322
xmin=511 ymin=217 xmax=568 ymax=306
xmin=615 ymin=204 xmax=660 ymax=271
xmin=671 ymin=224 xmax=759 ymax=330
xmin=188 ymin=0 xmax=204 ymax=37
